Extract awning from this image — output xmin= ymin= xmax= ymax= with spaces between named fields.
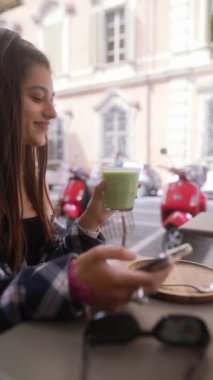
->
xmin=0 ymin=0 xmax=22 ymax=13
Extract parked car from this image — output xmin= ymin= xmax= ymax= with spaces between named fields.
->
xmin=122 ymin=161 xmax=162 ymax=196
xmin=87 ymin=161 xmax=162 ymax=197
xmin=137 ymin=164 xmax=161 ymax=196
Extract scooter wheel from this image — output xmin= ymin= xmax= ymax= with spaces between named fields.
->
xmin=162 ymin=228 xmax=184 ymax=251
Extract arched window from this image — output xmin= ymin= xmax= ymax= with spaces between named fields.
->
xmin=203 ymin=98 xmax=213 ymax=157
xmin=95 ymin=89 xmax=138 ymax=162
xmin=103 ymin=106 xmax=128 ymax=158
xmin=48 ymin=117 xmax=64 ymax=161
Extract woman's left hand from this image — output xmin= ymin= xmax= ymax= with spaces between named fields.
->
xmin=74 ymin=245 xmax=172 ymax=312
xmin=78 ymin=181 xmax=113 ymax=231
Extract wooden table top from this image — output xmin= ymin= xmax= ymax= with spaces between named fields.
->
xmin=0 ymin=296 xmax=212 ymax=380
xmin=180 ymin=212 xmax=213 ymax=237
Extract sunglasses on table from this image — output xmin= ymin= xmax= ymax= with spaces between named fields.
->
xmin=84 ymin=312 xmax=210 ymax=348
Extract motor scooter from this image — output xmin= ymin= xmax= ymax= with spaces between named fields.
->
xmin=60 ymin=167 xmax=91 ymax=228
xmin=160 ymin=167 xmax=207 ymax=250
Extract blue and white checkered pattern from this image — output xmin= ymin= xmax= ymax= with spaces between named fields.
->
xmin=0 ymin=220 xmax=104 ymax=332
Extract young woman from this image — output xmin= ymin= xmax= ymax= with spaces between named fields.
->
xmin=0 ymin=28 xmax=171 ymax=332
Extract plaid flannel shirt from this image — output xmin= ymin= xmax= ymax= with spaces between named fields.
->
xmin=0 ymin=220 xmax=104 ymax=332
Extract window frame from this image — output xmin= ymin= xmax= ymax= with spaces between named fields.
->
xmin=102 ymin=105 xmax=129 ymax=159
xmin=48 ymin=116 xmax=64 ymax=162
xmin=90 ymin=0 xmax=136 ymax=69
xmin=202 ymin=97 xmax=213 ymax=157
xmin=36 ymin=1 xmax=70 ymax=77
xmin=95 ymin=90 xmax=138 ymax=163
xmin=104 ymin=6 xmax=126 ymax=65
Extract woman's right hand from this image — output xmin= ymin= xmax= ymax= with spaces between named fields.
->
xmin=79 ymin=181 xmax=113 ymax=232
xmin=73 ymin=245 xmax=172 ymax=311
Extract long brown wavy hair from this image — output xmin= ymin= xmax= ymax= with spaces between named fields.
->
xmin=0 ymin=28 xmax=54 ymax=272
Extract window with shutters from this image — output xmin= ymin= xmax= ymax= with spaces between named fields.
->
xmin=34 ymin=1 xmax=70 ymax=77
xmin=105 ymin=7 xmax=126 ymax=64
xmin=90 ymin=0 xmax=136 ymax=69
xmin=210 ymin=0 xmax=213 ymax=41
xmin=43 ymin=21 xmax=64 ymax=76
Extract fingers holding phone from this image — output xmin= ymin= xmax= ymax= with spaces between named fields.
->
xmin=131 ymin=243 xmax=193 ymax=273
xmin=129 ymin=243 xmax=193 ymax=296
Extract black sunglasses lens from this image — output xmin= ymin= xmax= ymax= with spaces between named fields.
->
xmin=84 ymin=313 xmax=210 ymax=348
xmin=154 ymin=316 xmax=210 ymax=347
xmin=84 ymin=313 xmax=141 ymax=345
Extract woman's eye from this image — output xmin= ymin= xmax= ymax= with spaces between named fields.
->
xmin=32 ymin=95 xmax=43 ymax=102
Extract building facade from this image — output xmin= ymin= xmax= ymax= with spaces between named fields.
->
xmin=1 ymin=0 xmax=213 ymax=181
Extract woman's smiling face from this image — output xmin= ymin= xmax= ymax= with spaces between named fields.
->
xmin=21 ymin=64 xmax=57 ymax=147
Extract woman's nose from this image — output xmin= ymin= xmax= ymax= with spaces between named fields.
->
xmin=44 ymin=102 xmax=57 ymax=119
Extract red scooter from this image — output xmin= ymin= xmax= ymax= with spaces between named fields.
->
xmin=60 ymin=168 xmax=91 ymax=227
xmin=160 ymin=167 xmax=207 ymax=250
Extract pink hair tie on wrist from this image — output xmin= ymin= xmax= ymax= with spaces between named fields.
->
xmin=68 ymin=259 xmax=96 ymax=306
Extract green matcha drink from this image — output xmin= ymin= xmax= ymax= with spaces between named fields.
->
xmin=102 ymin=167 xmax=140 ymax=210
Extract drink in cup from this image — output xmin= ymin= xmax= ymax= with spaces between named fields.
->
xmin=101 ymin=166 xmax=140 ymax=211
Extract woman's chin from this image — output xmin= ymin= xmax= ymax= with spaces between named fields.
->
xmin=25 ymin=136 xmax=47 ymax=147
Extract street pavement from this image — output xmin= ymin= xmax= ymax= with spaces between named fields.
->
xmin=101 ymin=196 xmax=213 ymax=267
xmin=54 ymin=192 xmax=213 ymax=267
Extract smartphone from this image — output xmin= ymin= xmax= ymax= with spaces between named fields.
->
xmin=140 ymin=243 xmax=193 ymax=272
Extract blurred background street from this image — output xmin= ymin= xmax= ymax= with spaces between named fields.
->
xmin=104 ymin=197 xmax=213 ymax=266
xmin=54 ymin=189 xmax=213 ymax=267
xmin=2 ymin=0 xmax=213 ymax=264
xmin=2 ymin=0 xmax=213 ymax=186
